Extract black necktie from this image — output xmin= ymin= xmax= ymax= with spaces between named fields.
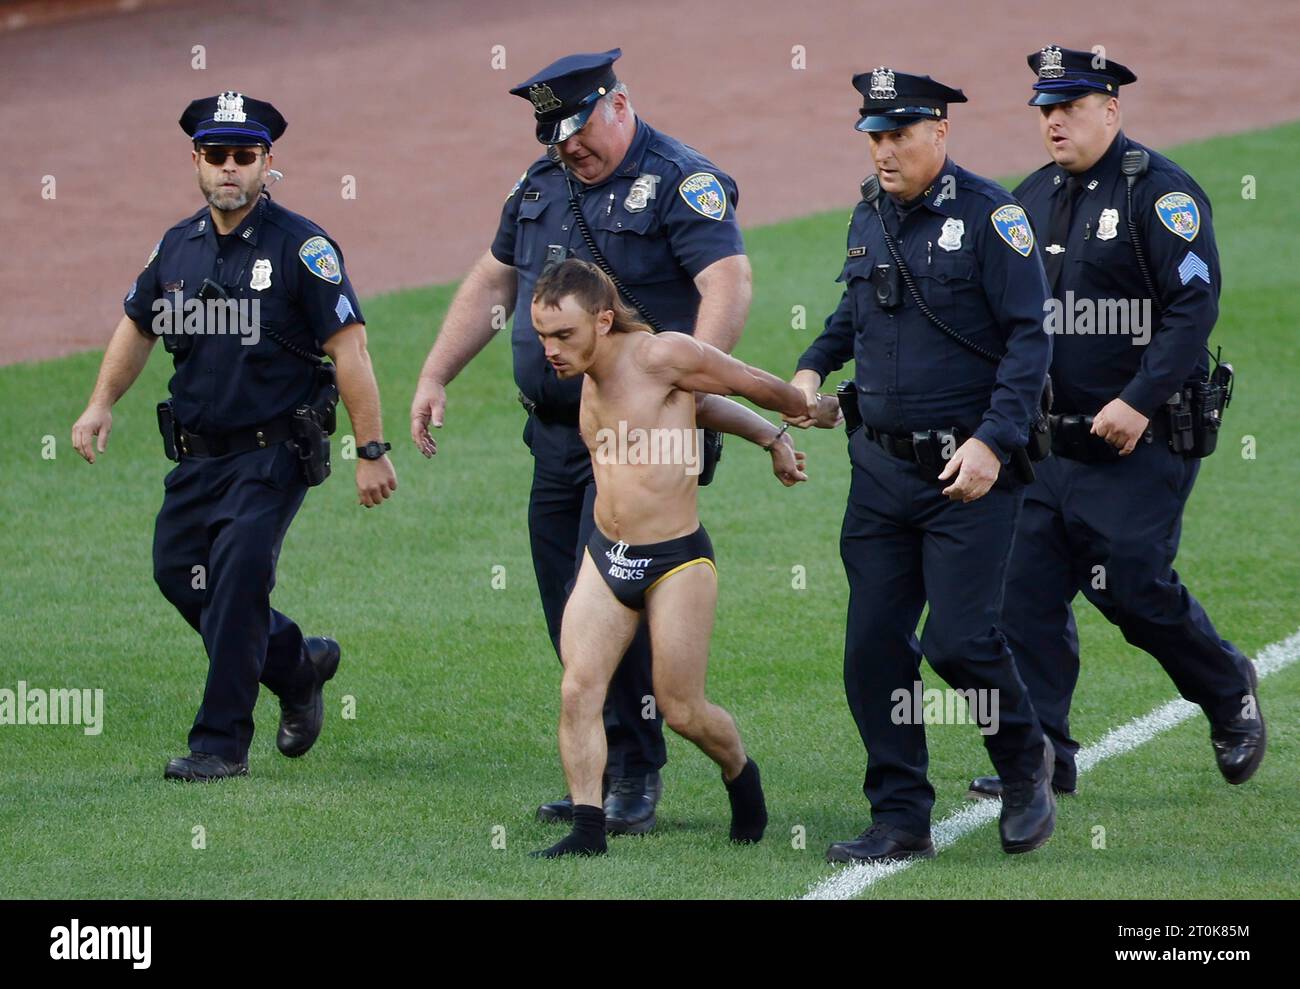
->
xmin=1043 ymin=176 xmax=1081 ymax=291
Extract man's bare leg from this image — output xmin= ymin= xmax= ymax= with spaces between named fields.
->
xmin=645 ymin=563 xmax=767 ymax=842
xmin=534 ymin=552 xmax=639 ymax=858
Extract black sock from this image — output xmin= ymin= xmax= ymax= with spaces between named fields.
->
xmin=532 ymin=804 xmax=608 ymax=858
xmin=725 ymin=758 xmax=768 ymax=843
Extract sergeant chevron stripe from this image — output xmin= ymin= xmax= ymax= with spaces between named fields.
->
xmin=1178 ymin=250 xmax=1211 ymax=285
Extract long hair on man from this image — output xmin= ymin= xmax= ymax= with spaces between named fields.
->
xmin=532 ymin=259 xmax=653 ymax=334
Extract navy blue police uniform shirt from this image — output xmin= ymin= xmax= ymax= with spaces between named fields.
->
xmin=1014 ymin=131 xmax=1220 ymax=418
xmin=797 ymin=158 xmax=1052 ymax=462
xmin=491 ymin=119 xmax=745 ymax=413
xmin=123 ymin=194 xmax=364 ymax=434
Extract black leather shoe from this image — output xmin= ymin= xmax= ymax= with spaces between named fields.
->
xmin=998 ymin=740 xmax=1056 ymax=854
xmin=276 ymin=636 xmax=341 ymax=758
xmin=536 ymin=777 xmax=611 ymax=823
xmin=967 ymin=774 xmax=1078 ymax=800
xmin=164 ymin=751 xmax=248 ymax=781
xmin=1211 ymin=662 xmax=1266 ymax=785
xmin=604 ymin=771 xmax=662 ymax=835
xmin=825 ymin=822 xmax=936 ymax=864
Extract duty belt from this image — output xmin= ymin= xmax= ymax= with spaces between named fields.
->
xmin=1049 ymin=413 xmax=1163 ymax=464
xmin=517 ymin=391 xmax=580 ymax=428
xmin=857 ymin=423 xmax=969 ymax=470
xmin=177 ymin=417 xmax=296 ymax=459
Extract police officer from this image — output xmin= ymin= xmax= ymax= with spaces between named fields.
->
xmin=967 ymin=47 xmax=1265 ymax=800
xmin=788 ymin=69 xmax=1057 ymax=861
xmin=71 ymin=93 xmax=397 ymax=780
xmin=410 ymin=50 xmax=751 ymax=833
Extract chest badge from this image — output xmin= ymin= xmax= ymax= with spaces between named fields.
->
xmin=250 ymin=258 xmax=273 ymax=291
xmin=937 ymin=217 xmax=964 ymax=252
xmin=624 ymin=173 xmax=659 ymax=213
xmin=1096 ymin=208 xmax=1120 ymax=241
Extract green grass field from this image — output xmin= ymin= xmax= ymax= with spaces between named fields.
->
xmin=2 ymin=122 xmax=1297 ymax=900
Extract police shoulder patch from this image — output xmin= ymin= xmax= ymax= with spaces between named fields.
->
xmin=678 ymin=171 xmax=727 ymax=221
xmin=299 ymin=235 xmax=342 ymax=284
xmin=145 ymin=241 xmax=161 ymax=267
xmin=1154 ymin=191 xmax=1200 ymax=242
xmin=990 ymin=204 xmax=1034 ymax=257
xmin=506 ymin=170 xmax=527 ymax=202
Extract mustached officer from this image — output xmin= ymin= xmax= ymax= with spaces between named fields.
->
xmin=410 ymin=49 xmax=752 ymax=834
xmin=72 ymin=93 xmax=396 ymax=780
xmin=967 ymin=47 xmax=1263 ymax=801
xmin=789 ymin=69 xmax=1058 ymax=862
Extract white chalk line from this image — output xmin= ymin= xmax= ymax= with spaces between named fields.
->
xmin=801 ymin=628 xmax=1300 ymax=901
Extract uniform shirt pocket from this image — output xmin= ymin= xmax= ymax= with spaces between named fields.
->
xmin=914 ymin=254 xmax=979 ymax=311
xmin=591 ymin=207 xmax=668 ymax=284
xmin=839 ymin=253 xmax=874 ymax=323
xmin=515 ymin=197 xmax=551 ymax=269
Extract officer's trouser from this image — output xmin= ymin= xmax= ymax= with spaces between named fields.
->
xmin=152 ymin=441 xmax=315 ymax=762
xmin=840 ymin=436 xmax=1046 ymax=835
xmin=525 ymin=416 xmax=666 ymax=779
xmin=1001 ymin=438 xmax=1254 ymax=789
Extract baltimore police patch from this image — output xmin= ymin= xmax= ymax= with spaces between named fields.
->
xmin=678 ymin=172 xmax=727 ymax=221
xmin=1155 ymin=192 xmax=1200 ymax=242
xmin=145 ymin=241 xmax=160 ymax=267
xmin=990 ymin=204 xmax=1034 ymax=257
xmin=299 ymin=236 xmax=342 ymax=284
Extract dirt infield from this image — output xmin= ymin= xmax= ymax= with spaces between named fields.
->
xmin=2 ymin=0 xmax=1296 ymax=365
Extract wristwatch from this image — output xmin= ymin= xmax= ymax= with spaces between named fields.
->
xmin=357 ymin=440 xmax=391 ymax=461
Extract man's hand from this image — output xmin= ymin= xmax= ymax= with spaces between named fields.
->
xmin=1090 ymin=397 xmax=1149 ymax=456
xmin=71 ymin=404 xmax=113 ymax=464
xmin=937 ymin=436 xmax=1001 ymax=503
xmin=356 ymin=455 xmax=397 ymax=508
xmin=784 ymin=369 xmax=823 ymax=428
xmin=770 ymin=434 xmax=808 ymax=486
xmin=811 ymin=394 xmax=843 ymax=429
xmin=410 ymin=378 xmax=446 ymax=458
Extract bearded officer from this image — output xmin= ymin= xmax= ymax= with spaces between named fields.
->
xmin=409 ymin=50 xmax=751 ymax=833
xmin=72 ymin=93 xmax=397 ymax=780
xmin=967 ymin=47 xmax=1264 ymax=801
xmin=788 ymin=69 xmax=1057 ymax=861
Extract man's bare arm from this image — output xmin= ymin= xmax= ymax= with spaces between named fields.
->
xmin=691 ymin=254 xmax=751 ymax=355
xmin=410 ymin=250 xmax=518 ymax=455
xmin=694 ymin=394 xmax=784 ymax=448
xmin=324 ymin=322 xmax=398 ymax=508
xmin=71 ymin=316 xmax=157 ymax=463
xmin=694 ymin=394 xmax=808 ymax=486
xmin=648 ymin=332 xmax=807 ymax=420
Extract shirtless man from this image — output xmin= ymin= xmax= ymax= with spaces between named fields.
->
xmin=528 ymin=259 xmax=818 ymax=858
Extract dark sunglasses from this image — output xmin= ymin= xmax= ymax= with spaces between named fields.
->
xmin=200 ymin=147 xmax=264 ymax=166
